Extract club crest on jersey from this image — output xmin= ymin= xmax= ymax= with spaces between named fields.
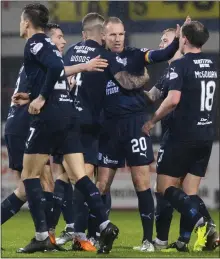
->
xmin=30 ymin=42 xmax=43 ymax=55
xmin=116 ymin=56 xmax=127 ymax=66
xmin=106 ymin=80 xmax=119 ymax=95
xmin=169 ymin=68 xmax=178 ymax=80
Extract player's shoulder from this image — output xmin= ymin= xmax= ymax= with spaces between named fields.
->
xmin=169 ymin=56 xmax=186 ymax=68
xmin=124 ymin=46 xmax=149 ymax=54
xmin=26 ymin=33 xmax=55 ymax=55
xmin=65 ymin=41 xmax=83 ymax=54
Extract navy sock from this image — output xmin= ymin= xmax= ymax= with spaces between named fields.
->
xmin=155 ymin=192 xmax=174 ymax=241
xmin=23 ymin=178 xmax=47 ymax=232
xmin=1 ymin=192 xmax=25 ymax=225
xmin=102 ymin=192 xmax=112 ymax=216
xmin=43 ymin=192 xmax=54 ymax=230
xmin=88 ymin=213 xmax=97 ymax=238
xmin=136 ymin=189 xmax=154 ymax=242
xmin=61 ymin=182 xmax=75 ymax=225
xmin=75 ymin=176 xmax=107 ymax=225
xmin=164 ymin=187 xmax=203 ymax=228
xmin=196 ymin=195 xmax=212 ymax=221
xmin=73 ymin=188 xmax=89 ymax=233
xmin=87 ymin=192 xmax=112 ymax=238
xmin=178 ymin=195 xmax=200 ymax=243
xmin=50 ymin=179 xmax=68 ymax=229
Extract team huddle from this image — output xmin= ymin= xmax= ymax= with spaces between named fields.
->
xmin=1 ymin=3 xmax=219 ymax=254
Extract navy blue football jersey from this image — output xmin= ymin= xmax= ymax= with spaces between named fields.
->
xmin=5 ymin=65 xmax=30 ymax=137
xmin=64 ymin=40 xmax=132 ymax=126
xmin=103 ymin=47 xmax=151 ymax=119
xmin=166 ymin=52 xmax=218 ymax=141
xmin=24 ymin=33 xmax=75 ymax=129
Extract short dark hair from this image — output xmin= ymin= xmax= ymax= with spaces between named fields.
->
xmin=103 ymin=17 xmax=123 ymax=28
xmin=182 ymin=21 xmax=209 ymax=48
xmin=23 ymin=3 xmax=49 ymax=29
xmin=82 ymin=12 xmax=105 ymax=31
xmin=45 ymin=23 xmax=62 ymax=36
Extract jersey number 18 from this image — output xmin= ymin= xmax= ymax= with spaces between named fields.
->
xmin=200 ymin=80 xmax=216 ymax=112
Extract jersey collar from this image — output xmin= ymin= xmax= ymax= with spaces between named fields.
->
xmin=84 ymin=39 xmax=102 ymax=48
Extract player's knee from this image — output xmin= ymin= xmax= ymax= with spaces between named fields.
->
xmin=85 ymin=166 xmax=94 ymax=179
xmin=132 ymin=176 xmax=150 ymax=191
xmin=57 ymin=172 xmax=69 ymax=183
xmin=21 ymin=168 xmax=42 ymax=179
xmin=14 ymin=187 xmax=27 ymax=201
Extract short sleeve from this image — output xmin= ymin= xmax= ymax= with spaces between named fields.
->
xmin=168 ymin=59 xmax=184 ymax=92
xmin=26 ymin=37 xmax=63 ymax=68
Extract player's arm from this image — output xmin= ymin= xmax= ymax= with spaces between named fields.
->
xmin=64 ymin=56 xmax=108 ymax=76
xmin=144 ymin=72 xmax=167 ymax=102
xmin=28 ymin=41 xmax=64 ymax=100
xmin=144 ymin=87 xmax=161 ymax=102
xmin=144 ymin=36 xmax=179 ymax=64
xmin=114 ymin=67 xmax=149 ymax=90
xmin=142 ymin=60 xmax=183 ymax=135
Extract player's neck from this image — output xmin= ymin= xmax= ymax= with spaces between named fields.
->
xmin=184 ymin=47 xmax=201 ymax=55
xmin=168 ymin=50 xmax=182 ymax=64
xmin=86 ymin=37 xmax=102 ymax=46
xmin=25 ymin=28 xmax=45 ymax=40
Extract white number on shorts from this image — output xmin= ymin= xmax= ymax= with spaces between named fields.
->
xmin=131 ymin=137 xmax=147 ymax=153
xmin=27 ymin=127 xmax=35 ymax=142
xmin=200 ymin=80 xmax=216 ymax=112
xmin=157 ymin=148 xmax=164 ymax=164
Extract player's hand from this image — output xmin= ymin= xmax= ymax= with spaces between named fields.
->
xmin=142 ymin=120 xmax=155 ymax=136
xmin=28 ymin=95 xmax=45 ymax=114
xmin=86 ymin=55 xmax=108 ymax=72
xmin=68 ymin=76 xmax=76 ymax=90
xmin=175 ymin=24 xmax=181 ymax=38
xmin=12 ymin=92 xmax=30 ymax=106
xmin=184 ymin=15 xmax=191 ymax=25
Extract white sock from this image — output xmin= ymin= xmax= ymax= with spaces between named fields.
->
xmin=99 ymin=220 xmax=110 ymax=232
xmin=66 ymin=223 xmax=75 ymax=230
xmin=154 ymin=237 xmax=168 ymax=245
xmin=195 ymin=217 xmax=204 ymax=228
xmin=35 ymin=231 xmax=49 ymax=241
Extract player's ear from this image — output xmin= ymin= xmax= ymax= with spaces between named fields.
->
xmin=82 ymin=31 xmax=86 ymax=41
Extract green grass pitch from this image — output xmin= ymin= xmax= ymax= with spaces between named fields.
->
xmin=1 ymin=210 xmax=219 ymax=258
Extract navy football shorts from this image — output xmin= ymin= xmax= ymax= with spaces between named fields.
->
xmin=5 ymin=134 xmax=25 ymax=172
xmin=24 ymin=118 xmax=83 ymax=156
xmin=156 ymin=139 xmax=213 ymax=178
xmin=98 ymin=113 xmax=154 ymax=168
xmin=53 ymin=124 xmax=99 ymax=166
